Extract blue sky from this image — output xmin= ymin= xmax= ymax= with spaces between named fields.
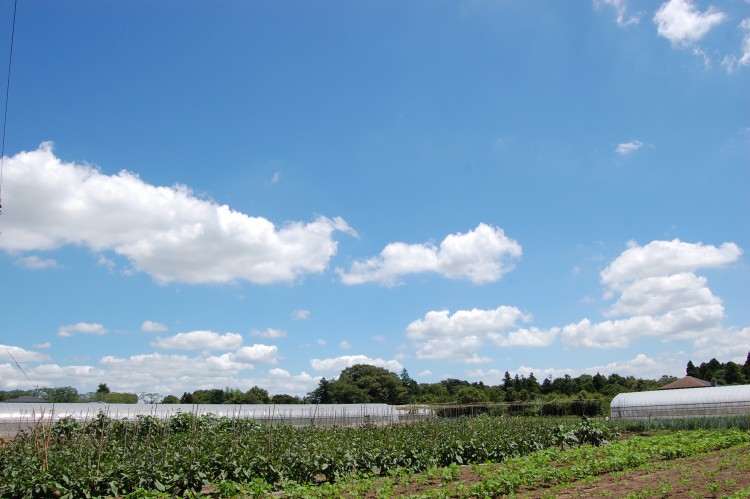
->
xmin=0 ymin=0 xmax=748 ymax=398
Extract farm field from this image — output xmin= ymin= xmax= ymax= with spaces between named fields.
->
xmin=1 ymin=414 xmax=750 ymax=497
xmin=278 ymin=430 xmax=750 ymax=498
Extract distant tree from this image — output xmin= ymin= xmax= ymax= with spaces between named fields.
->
xmin=39 ymin=386 xmax=80 ymax=403
xmin=455 ymin=386 xmax=489 ymax=404
xmin=306 ymin=378 xmax=332 ymax=404
xmin=724 ymin=361 xmax=744 ymax=385
xmin=399 ymin=368 xmax=418 ymax=401
xmin=139 ymin=392 xmax=161 ymax=404
xmin=180 ymin=392 xmax=194 ymax=404
xmin=190 ymin=389 xmax=225 ymax=404
xmin=337 ymin=364 xmax=408 ymax=404
xmin=743 ymin=352 xmax=750 ymax=382
xmin=686 ymin=360 xmax=699 ymax=377
xmin=98 ymin=392 xmax=138 ymax=404
xmin=592 ymin=372 xmax=607 ymax=392
xmin=244 ymin=386 xmax=270 ymax=404
xmin=270 ymin=394 xmax=301 ymax=404
xmin=161 ymin=394 xmax=180 ymax=404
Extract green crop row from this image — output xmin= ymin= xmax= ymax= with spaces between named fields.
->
xmin=0 ymin=414 xmax=610 ymax=498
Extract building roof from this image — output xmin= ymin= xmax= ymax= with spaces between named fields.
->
xmin=657 ymin=375 xmax=712 ymax=390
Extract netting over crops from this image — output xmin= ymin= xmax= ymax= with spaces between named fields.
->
xmin=0 ymin=403 xmax=400 ymax=437
xmin=610 ymin=385 xmax=750 ymax=420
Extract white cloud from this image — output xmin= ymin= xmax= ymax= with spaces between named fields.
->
xmin=693 ymin=326 xmax=750 ymax=361
xmin=414 ymin=336 xmax=491 ymax=364
xmin=616 ymin=140 xmax=644 ymax=155
xmin=561 ymin=239 xmax=740 ymax=349
xmin=468 ymin=353 xmax=666 ymax=382
xmin=151 ymin=331 xmax=243 ymax=350
xmin=58 ymin=322 xmax=109 ymax=337
xmin=0 ymin=344 xmax=50 ymax=362
xmin=338 ymin=223 xmax=522 ymax=285
xmin=291 ymin=309 xmax=311 ymax=320
xmin=405 ymin=306 xmax=532 ymax=364
xmin=251 ymin=328 xmax=287 ymax=339
xmin=0 ymin=143 xmax=355 ymax=285
xmin=339 ymin=340 xmax=352 ymax=349
xmin=309 ymin=355 xmax=403 ymax=374
xmin=15 ymin=255 xmax=58 ymax=269
xmin=220 ymin=344 xmax=280 ymax=366
xmin=32 ymin=342 xmax=51 ymax=349
xmin=561 ymin=304 xmax=725 ymax=348
xmin=141 ymin=320 xmax=168 ymax=333
xmin=653 ymin=0 xmax=726 ymax=47
xmin=600 ymin=239 xmax=741 ymax=287
xmin=596 ymin=0 xmax=641 ymax=27
xmin=604 ymin=273 xmax=720 ymax=317
xmin=722 ymin=19 xmax=750 ymax=73
xmin=406 ymin=306 xmax=529 ymax=339
xmin=487 ymin=327 xmax=560 ymax=348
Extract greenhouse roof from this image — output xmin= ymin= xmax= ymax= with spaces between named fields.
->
xmin=611 ymin=384 xmax=750 ymax=409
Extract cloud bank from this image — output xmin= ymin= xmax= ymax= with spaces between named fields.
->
xmin=338 ymin=223 xmax=522 ymax=285
xmin=1 ymin=143 xmax=354 ymax=284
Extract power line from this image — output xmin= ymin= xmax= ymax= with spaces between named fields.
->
xmin=1 ymin=0 xmax=20 ymax=215
xmin=1 ymin=339 xmax=39 ymax=394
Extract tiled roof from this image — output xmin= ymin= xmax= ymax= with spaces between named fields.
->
xmin=657 ymin=375 xmax=712 ymax=390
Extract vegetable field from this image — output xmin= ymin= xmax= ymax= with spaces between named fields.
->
xmin=1 ymin=413 xmax=749 ymax=497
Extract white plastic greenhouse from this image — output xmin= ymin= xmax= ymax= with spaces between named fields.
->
xmin=0 ymin=403 xmax=400 ymax=437
xmin=610 ymin=385 xmax=750 ymax=420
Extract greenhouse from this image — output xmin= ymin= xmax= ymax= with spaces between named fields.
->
xmin=0 ymin=402 xmax=400 ymax=437
xmin=610 ymin=384 xmax=750 ymax=420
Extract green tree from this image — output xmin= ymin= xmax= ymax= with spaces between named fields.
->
xmin=161 ymin=394 xmax=180 ymax=404
xmin=270 ymin=394 xmax=301 ymax=404
xmin=244 ymin=386 xmax=270 ymax=404
xmin=337 ymin=364 xmax=408 ymax=404
xmin=306 ymin=378 xmax=332 ymax=404
xmin=455 ymin=386 xmax=489 ymax=404
xmin=39 ymin=386 xmax=80 ymax=403
xmin=103 ymin=392 xmax=138 ymax=404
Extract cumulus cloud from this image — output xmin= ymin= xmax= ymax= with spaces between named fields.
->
xmin=251 ymin=328 xmax=287 ymax=339
xmin=309 ymin=355 xmax=403 ymax=374
xmin=0 ymin=344 xmax=50 ymax=362
xmin=615 ymin=140 xmax=644 ymax=155
xmin=468 ymin=353 xmax=666 ymax=383
xmin=414 ymin=336 xmax=491 ymax=363
xmin=693 ymin=326 xmax=750 ymax=361
xmin=58 ymin=322 xmax=109 ymax=337
xmin=406 ymin=306 xmax=529 ymax=339
xmin=15 ymin=255 xmax=58 ymax=269
xmin=562 ymin=239 xmax=741 ymax=349
xmin=151 ymin=331 xmax=244 ymax=350
xmin=141 ymin=320 xmax=168 ymax=333
xmin=405 ymin=306 xmax=531 ymax=363
xmin=0 ymin=143 xmax=355 ymax=284
xmin=339 ymin=223 xmax=522 ymax=285
xmin=220 ymin=344 xmax=280 ymax=366
xmin=722 ymin=19 xmax=750 ymax=73
xmin=600 ymin=239 xmax=741 ymax=287
xmin=596 ymin=0 xmax=641 ymax=27
xmin=487 ymin=327 xmax=560 ymax=348
xmin=653 ymin=0 xmax=726 ymax=47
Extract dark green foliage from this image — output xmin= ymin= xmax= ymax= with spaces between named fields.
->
xmin=0 ymin=413 xmax=612 ymax=497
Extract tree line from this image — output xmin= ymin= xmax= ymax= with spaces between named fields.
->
xmin=3 ymin=352 xmax=749 ymax=407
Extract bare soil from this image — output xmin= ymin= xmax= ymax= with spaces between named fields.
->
xmin=370 ymin=442 xmax=750 ymax=498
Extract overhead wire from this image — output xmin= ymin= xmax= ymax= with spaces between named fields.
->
xmin=1 ymin=0 xmax=20 ymax=215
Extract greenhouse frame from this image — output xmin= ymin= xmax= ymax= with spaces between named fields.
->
xmin=0 ymin=403 xmax=401 ymax=437
xmin=610 ymin=385 xmax=750 ymax=420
